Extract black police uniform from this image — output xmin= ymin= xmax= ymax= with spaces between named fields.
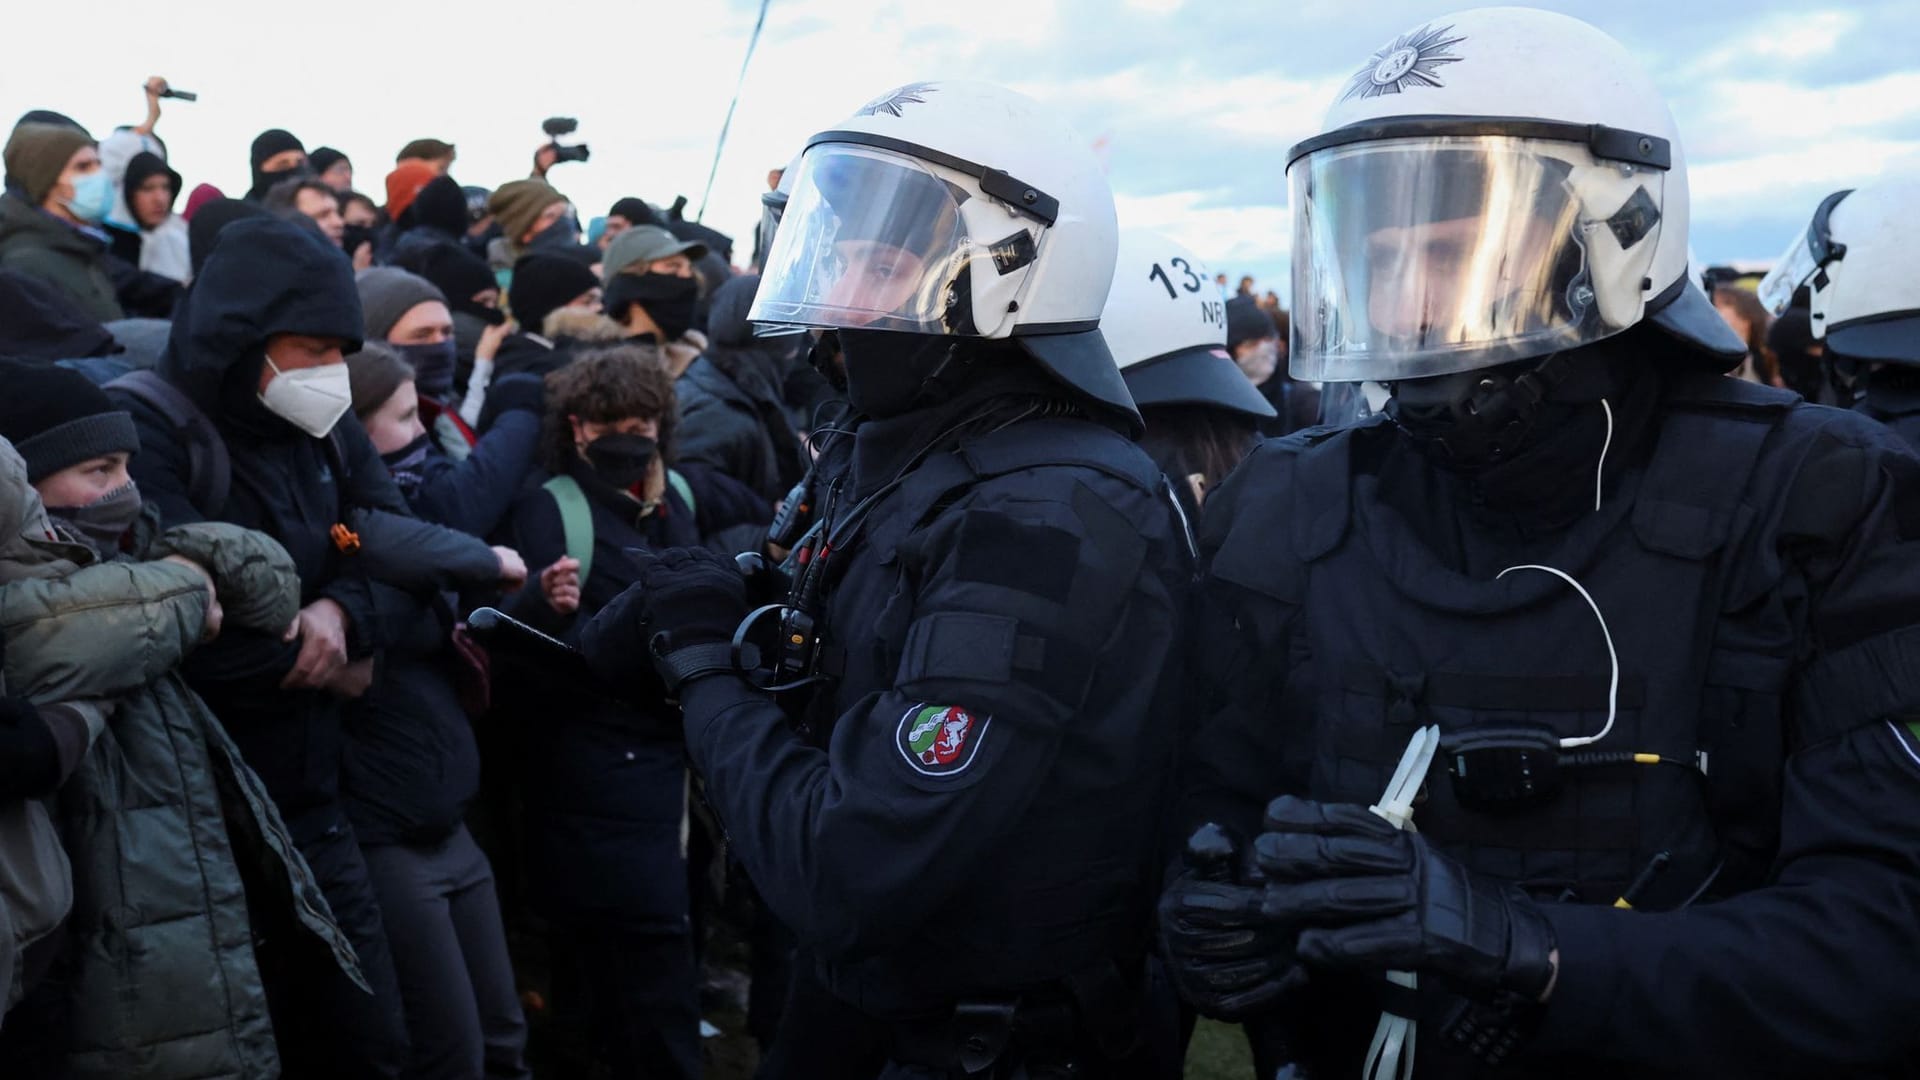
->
xmin=614 ymin=369 xmax=1191 ymax=1078
xmin=1856 ymin=368 xmax=1920 ymax=455
xmin=1183 ymin=342 xmax=1920 ymax=1077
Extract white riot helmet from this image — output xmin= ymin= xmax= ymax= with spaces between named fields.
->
xmin=1286 ymin=7 xmax=1744 ymax=385
xmin=1757 ymin=177 xmax=1920 ymax=364
xmin=1101 ymin=227 xmax=1275 ymax=420
xmin=748 ymin=80 xmax=1134 ymax=419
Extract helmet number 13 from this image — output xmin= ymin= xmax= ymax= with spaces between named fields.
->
xmin=1149 ymin=257 xmax=1204 ymax=299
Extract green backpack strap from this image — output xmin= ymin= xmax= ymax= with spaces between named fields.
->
xmin=542 ymin=474 xmax=595 ymax=589
xmin=667 ymin=468 xmax=696 ymax=518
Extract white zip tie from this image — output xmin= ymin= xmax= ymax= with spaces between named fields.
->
xmin=1363 ymin=724 xmax=1441 ymax=1080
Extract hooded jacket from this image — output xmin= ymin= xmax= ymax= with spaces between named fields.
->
xmin=114 ymin=217 xmax=417 ymax=839
xmin=100 ymin=132 xmax=190 ymax=287
xmin=0 ymin=193 xmax=123 ymax=322
xmin=0 ymin=436 xmax=366 ymax=1077
xmin=676 ymin=274 xmax=804 ymax=501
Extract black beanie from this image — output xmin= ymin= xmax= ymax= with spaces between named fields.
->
xmin=509 ymin=254 xmax=599 ymax=337
xmin=608 ymin=197 xmax=658 ymax=226
xmin=0 ymin=359 xmax=141 ymax=482
xmin=1225 ymin=294 xmax=1278 ymax=352
xmin=396 ymin=242 xmax=504 ymax=325
xmin=405 ymin=175 xmax=471 ymax=238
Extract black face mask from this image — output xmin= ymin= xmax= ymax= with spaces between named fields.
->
xmin=1385 ymin=354 xmax=1574 ymax=469
xmin=838 ymin=329 xmax=966 ymax=418
xmin=249 ymin=163 xmax=311 ymax=201
xmin=809 ymin=330 xmax=847 ymax=391
xmin=526 ymin=215 xmax=577 ymax=251
xmin=339 ymin=222 xmax=376 ymax=259
xmin=604 ymin=273 xmax=699 ymax=342
xmin=394 ymin=340 xmax=458 ymax=400
xmin=580 ymin=433 xmax=657 ymax=490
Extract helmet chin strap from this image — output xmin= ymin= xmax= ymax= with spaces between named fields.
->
xmin=1385 ymin=351 xmax=1579 ymax=467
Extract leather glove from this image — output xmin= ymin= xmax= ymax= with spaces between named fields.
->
xmin=1158 ymin=823 xmax=1308 ymax=1020
xmin=630 ymin=546 xmax=750 ymax=693
xmin=1253 ymin=795 xmax=1557 ymax=1002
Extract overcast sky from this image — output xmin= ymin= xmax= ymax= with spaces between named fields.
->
xmin=5 ymin=0 xmax=1917 ymax=299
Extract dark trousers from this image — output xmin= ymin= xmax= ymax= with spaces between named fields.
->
xmin=364 ymin=825 xmax=530 ymax=1080
xmin=547 ymin=917 xmax=701 ymax=1080
xmin=269 ymin=820 xmax=410 ymax=1080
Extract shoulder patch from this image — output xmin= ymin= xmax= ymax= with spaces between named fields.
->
xmin=897 ymin=704 xmax=990 ymax=777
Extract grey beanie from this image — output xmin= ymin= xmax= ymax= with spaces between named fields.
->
xmin=354 ymin=266 xmax=448 ymax=340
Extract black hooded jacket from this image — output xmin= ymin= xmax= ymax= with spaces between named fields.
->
xmin=676 ymin=274 xmax=805 ymax=501
xmin=113 ymin=218 xmax=438 ymax=839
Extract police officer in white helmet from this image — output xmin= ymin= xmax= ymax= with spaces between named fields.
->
xmin=1760 ymin=176 xmax=1920 ymax=450
xmin=582 ymin=80 xmax=1193 ymax=1078
xmin=1163 ymin=9 xmax=1920 ymax=1077
xmin=1102 ymin=226 xmax=1274 ymax=518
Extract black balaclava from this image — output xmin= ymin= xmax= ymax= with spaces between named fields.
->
xmin=246 ymin=129 xmax=308 ymax=202
xmin=1375 ymin=328 xmax=1666 ymax=562
xmin=837 ymin=329 xmax=981 ymax=418
xmin=604 ymin=274 xmax=699 ymax=342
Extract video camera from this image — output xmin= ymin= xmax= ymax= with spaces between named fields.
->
xmin=542 ymin=117 xmax=591 ymax=165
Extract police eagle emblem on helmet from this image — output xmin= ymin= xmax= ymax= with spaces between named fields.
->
xmin=857 ymin=82 xmax=939 ymax=118
xmin=1340 ymin=24 xmax=1466 ymax=101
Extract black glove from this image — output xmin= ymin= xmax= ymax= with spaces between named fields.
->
xmin=483 ymin=373 xmax=545 ymax=418
xmin=629 ymin=546 xmax=750 ymax=693
xmin=1158 ymin=823 xmax=1308 ymax=1020
xmin=1253 ymin=795 xmax=1556 ymax=1002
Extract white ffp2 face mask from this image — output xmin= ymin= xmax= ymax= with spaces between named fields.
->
xmin=258 ymin=356 xmax=352 ymax=438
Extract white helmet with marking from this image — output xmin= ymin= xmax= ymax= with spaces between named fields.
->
xmin=1101 ymin=227 xmax=1275 ymax=420
xmin=1757 ymin=176 xmax=1920 ymax=364
xmin=1286 ymin=6 xmax=1744 ymax=384
xmin=749 ymin=79 xmax=1134 ymax=421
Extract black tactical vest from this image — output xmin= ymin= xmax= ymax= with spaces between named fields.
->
xmin=1210 ymin=375 xmax=1802 ymax=908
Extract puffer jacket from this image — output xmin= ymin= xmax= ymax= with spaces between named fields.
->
xmin=0 ymin=438 xmax=367 ymax=1079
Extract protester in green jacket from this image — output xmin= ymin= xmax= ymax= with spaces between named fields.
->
xmin=0 ymin=371 xmax=367 ymax=1079
xmin=0 ymin=123 xmax=123 ymax=321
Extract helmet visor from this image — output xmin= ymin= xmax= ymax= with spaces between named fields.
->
xmin=1756 ymin=188 xmax=1853 ymax=316
xmin=1755 ymin=232 xmax=1819 ymax=317
xmin=749 ymin=143 xmax=978 ymax=334
xmin=1289 ymin=136 xmax=1662 ymax=382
